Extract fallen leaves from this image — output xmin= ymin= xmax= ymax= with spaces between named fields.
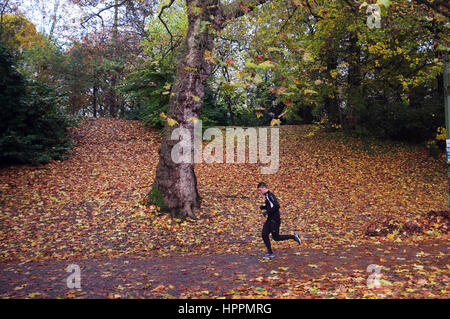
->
xmin=365 ymin=211 xmax=449 ymax=238
xmin=0 ymin=119 xmax=448 ymax=298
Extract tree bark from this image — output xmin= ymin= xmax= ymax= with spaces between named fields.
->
xmin=153 ymin=0 xmax=219 ymax=219
xmin=152 ymin=0 xmax=269 ymax=219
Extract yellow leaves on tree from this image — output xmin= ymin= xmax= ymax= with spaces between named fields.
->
xmin=0 ymin=14 xmax=46 ymax=55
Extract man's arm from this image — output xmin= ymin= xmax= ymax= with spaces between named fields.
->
xmin=266 ymin=192 xmax=280 ymax=215
xmin=260 ymin=202 xmax=267 ymax=216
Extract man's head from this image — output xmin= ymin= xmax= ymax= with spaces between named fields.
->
xmin=257 ymin=182 xmax=268 ymax=195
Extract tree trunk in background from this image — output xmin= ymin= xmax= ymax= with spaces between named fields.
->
xmin=346 ymin=32 xmax=362 ymax=129
xmin=322 ymin=37 xmax=339 ymax=124
xmin=226 ymin=96 xmax=235 ymax=125
xmin=93 ymin=83 xmax=98 ymax=118
xmin=108 ymin=0 xmax=119 ymax=118
xmin=109 ymin=78 xmax=118 ymax=117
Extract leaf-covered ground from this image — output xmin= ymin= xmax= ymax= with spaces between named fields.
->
xmin=0 ymin=118 xmax=448 ymax=298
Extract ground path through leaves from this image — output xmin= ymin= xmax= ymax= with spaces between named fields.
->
xmin=0 ymin=241 xmax=447 ymax=298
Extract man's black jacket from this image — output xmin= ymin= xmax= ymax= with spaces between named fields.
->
xmin=260 ymin=191 xmax=281 ymax=223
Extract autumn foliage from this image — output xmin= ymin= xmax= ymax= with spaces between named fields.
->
xmin=0 ymin=118 xmax=448 ymax=298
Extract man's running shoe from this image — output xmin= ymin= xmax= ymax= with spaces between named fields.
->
xmin=294 ymin=232 xmax=302 ymax=245
xmin=262 ymin=253 xmax=275 ymax=259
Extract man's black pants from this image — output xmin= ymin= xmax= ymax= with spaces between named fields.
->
xmin=262 ymin=219 xmax=295 ymax=254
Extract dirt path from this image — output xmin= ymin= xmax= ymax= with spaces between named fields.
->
xmin=1 ymin=241 xmax=448 ymax=298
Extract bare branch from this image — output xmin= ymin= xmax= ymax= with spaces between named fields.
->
xmin=0 ymin=0 xmax=11 ymax=34
xmin=158 ymin=0 xmax=176 ymax=50
xmin=80 ymin=0 xmax=128 ymax=28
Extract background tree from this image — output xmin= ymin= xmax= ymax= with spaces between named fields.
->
xmin=0 ymin=13 xmax=46 ymax=56
xmin=0 ymin=40 xmax=74 ymax=165
xmin=227 ymin=0 xmax=448 ymax=141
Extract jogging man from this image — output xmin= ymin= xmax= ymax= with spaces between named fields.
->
xmin=258 ymin=182 xmax=301 ymax=259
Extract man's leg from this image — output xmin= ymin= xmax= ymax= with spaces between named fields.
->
xmin=262 ymin=221 xmax=273 ymax=254
xmin=271 ymin=221 xmax=295 ymax=242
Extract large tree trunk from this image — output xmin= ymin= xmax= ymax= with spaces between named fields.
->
xmin=152 ymin=0 xmax=269 ymax=219
xmin=153 ymin=0 xmax=219 ymax=219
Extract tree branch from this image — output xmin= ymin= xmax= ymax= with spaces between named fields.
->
xmin=277 ymin=5 xmax=298 ymax=35
xmin=80 ymin=0 xmax=128 ymax=28
xmin=0 ymin=0 xmax=11 ymax=31
xmin=342 ymin=0 xmax=358 ymax=12
xmin=158 ymin=0 xmax=176 ymax=51
xmin=221 ymin=0 xmax=271 ymax=21
xmin=414 ymin=0 xmax=450 ymax=19
xmin=304 ymin=0 xmax=323 ymax=20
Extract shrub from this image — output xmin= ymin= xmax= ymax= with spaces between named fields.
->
xmin=0 ymin=41 xmax=74 ymax=165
